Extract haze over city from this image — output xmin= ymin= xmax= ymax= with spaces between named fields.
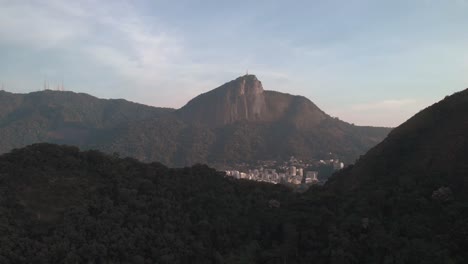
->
xmin=1 ymin=0 xmax=467 ymax=126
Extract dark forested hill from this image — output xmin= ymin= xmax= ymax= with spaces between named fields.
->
xmin=0 ymin=76 xmax=391 ymax=166
xmin=0 ymin=143 xmax=296 ymax=263
xmin=318 ymin=88 xmax=468 ymax=263
xmin=2 ymin=86 xmax=468 ymax=264
xmin=0 ymin=90 xmax=173 ymax=152
xmin=328 ymin=88 xmax=468 ymax=193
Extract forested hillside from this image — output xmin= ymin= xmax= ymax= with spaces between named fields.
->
xmin=1 ymin=139 xmax=468 ymax=263
xmin=0 ymin=75 xmax=391 ymax=167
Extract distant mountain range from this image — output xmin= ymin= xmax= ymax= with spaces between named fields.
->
xmin=0 ymin=75 xmax=391 ymax=166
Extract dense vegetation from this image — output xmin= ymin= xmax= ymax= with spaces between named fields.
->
xmin=0 ymin=144 xmax=296 ymax=263
xmin=2 ymin=89 xmax=468 ymax=263
xmin=0 ymin=142 xmax=467 ymax=263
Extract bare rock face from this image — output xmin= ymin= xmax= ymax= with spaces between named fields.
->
xmin=177 ymin=74 xmax=328 ymax=128
xmin=178 ymin=75 xmax=269 ymax=126
xmin=222 ymin=75 xmax=267 ymax=123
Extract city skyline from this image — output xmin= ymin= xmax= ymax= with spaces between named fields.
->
xmin=1 ymin=0 xmax=467 ymax=127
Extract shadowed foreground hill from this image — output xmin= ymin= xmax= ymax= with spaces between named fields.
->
xmin=322 ymin=88 xmax=468 ymax=262
xmin=328 ymin=88 xmax=468 ymax=194
xmin=0 ymin=144 xmax=297 ymax=263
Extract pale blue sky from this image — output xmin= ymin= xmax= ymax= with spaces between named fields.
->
xmin=1 ymin=0 xmax=467 ymax=126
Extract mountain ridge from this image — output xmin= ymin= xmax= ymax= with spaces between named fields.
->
xmin=0 ymin=76 xmax=392 ymax=166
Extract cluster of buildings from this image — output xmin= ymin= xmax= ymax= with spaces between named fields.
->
xmin=224 ymin=157 xmax=345 ymax=187
xmin=225 ymin=166 xmax=319 ymax=185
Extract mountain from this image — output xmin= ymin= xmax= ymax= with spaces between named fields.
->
xmin=178 ymin=75 xmax=272 ymax=126
xmin=0 ymin=76 xmax=391 ymax=166
xmin=1 ymin=86 xmax=468 ymax=263
xmin=328 ymin=88 xmax=468 ymax=194
xmin=0 ymin=89 xmax=173 ymax=151
xmin=310 ymin=88 xmax=468 ymax=262
xmin=177 ymin=75 xmax=326 ymax=128
xmin=100 ymin=75 xmax=391 ymax=165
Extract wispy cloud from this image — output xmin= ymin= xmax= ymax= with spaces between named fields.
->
xmin=0 ymin=1 xmax=88 ymax=48
xmin=351 ymin=99 xmax=417 ymax=111
xmin=0 ymin=0 xmax=293 ymax=106
xmin=328 ymin=98 xmax=434 ymax=127
xmin=0 ymin=1 xmax=197 ymax=105
xmin=83 ymin=14 xmax=184 ymax=86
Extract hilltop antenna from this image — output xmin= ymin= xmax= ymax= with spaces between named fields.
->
xmin=246 ymin=69 xmax=249 ymax=75
xmin=45 ymin=79 xmax=49 ymax=90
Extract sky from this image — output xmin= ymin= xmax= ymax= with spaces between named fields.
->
xmin=0 ymin=0 xmax=467 ymax=127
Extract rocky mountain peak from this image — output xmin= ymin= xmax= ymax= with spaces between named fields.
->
xmin=233 ymin=74 xmax=264 ymax=96
xmin=177 ymin=74 xmax=332 ymax=128
xmin=177 ymin=74 xmax=268 ymax=126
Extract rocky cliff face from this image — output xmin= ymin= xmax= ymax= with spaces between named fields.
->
xmin=177 ymin=75 xmax=268 ymax=126
xmin=177 ymin=74 xmax=327 ymax=128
